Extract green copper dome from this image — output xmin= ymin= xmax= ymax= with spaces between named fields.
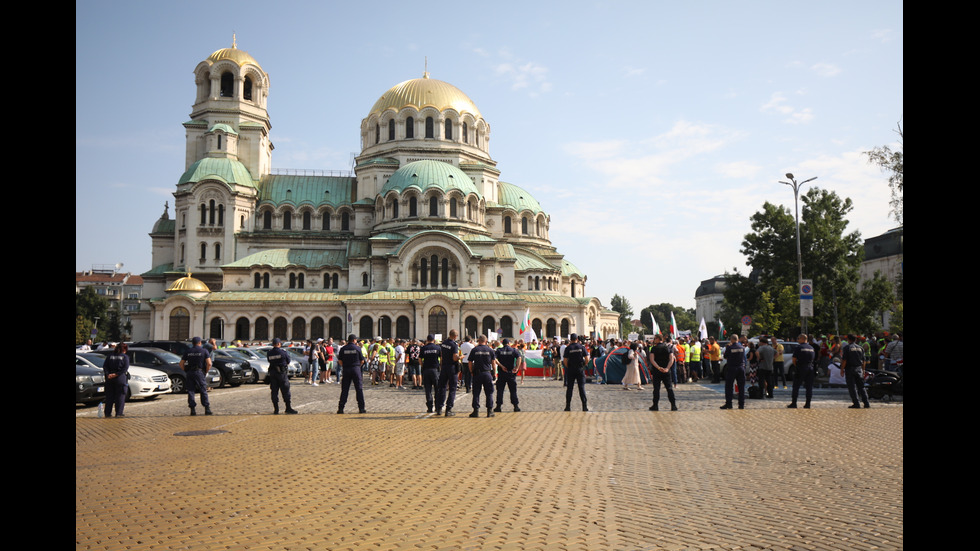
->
xmin=381 ymin=160 xmax=479 ymax=197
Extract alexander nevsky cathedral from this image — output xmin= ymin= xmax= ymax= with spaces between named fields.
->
xmin=131 ymin=42 xmax=619 ymax=342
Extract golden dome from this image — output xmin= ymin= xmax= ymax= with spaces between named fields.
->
xmin=167 ymin=274 xmax=211 ymax=293
xmin=206 ymin=45 xmax=261 ymax=69
xmin=369 ymin=75 xmax=481 ymax=118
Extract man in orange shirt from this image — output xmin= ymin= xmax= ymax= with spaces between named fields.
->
xmin=708 ymin=336 xmax=722 ymax=383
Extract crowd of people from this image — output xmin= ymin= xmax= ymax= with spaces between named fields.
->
xmin=83 ymin=329 xmax=902 ymax=417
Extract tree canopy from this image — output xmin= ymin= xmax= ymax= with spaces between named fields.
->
xmin=721 ymin=187 xmax=872 ymax=337
xmin=865 ymin=122 xmax=903 ymax=225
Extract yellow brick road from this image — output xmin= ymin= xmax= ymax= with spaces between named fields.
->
xmin=76 ymin=407 xmax=902 ymax=550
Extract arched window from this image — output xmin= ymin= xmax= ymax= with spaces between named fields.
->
xmin=391 ymin=199 xmax=399 ymax=219
xmin=323 ymin=273 xmax=331 ymax=289
xmin=235 ymin=317 xmax=250 ymax=341
xmin=211 ymin=316 xmax=225 ymax=339
xmin=329 ymin=317 xmax=343 ymax=340
xmin=220 ymin=72 xmax=233 ymax=97
xmin=465 ymin=316 xmax=478 ymax=338
xmin=209 ymin=200 xmax=216 ymax=225
xmin=522 ymin=217 xmax=529 ymax=235
xmin=425 ymin=117 xmax=435 ymax=138
xmin=263 ymin=210 xmax=272 ymax=229
xmin=442 ymin=258 xmax=450 ymax=287
xmin=218 ymin=204 xmax=224 ymax=226
xmin=409 ymin=196 xmax=418 ymax=217
xmin=428 ymin=306 xmax=447 ymax=337
xmin=535 ymin=276 xmax=540 ymax=290
xmin=214 ymin=243 xmax=221 ymax=260
xmin=546 ymin=319 xmax=557 ymax=339
xmin=282 ymin=211 xmax=292 ymax=230
xmin=561 ymin=319 xmax=570 ymax=338
xmin=200 ymin=242 xmax=207 ymax=261
xmin=311 ymin=317 xmax=324 ymax=339
xmin=273 ymin=317 xmax=288 ymax=340
xmin=362 ymin=272 xmax=368 ymax=287
xmin=445 ymin=119 xmax=453 ymax=140
xmin=200 ymin=204 xmax=207 ymax=225
xmin=322 ymin=212 xmax=331 ymax=230
xmin=292 ymin=317 xmax=306 ymax=341
xmin=297 ymin=273 xmax=305 ymax=289
xmin=536 ymin=219 xmax=541 ymax=236
xmin=255 ymin=317 xmax=269 ymax=340
xmin=405 ymin=116 xmax=414 ymax=138
xmin=571 ymin=281 xmax=576 ymax=298
xmin=463 ymin=122 xmax=468 ymax=143
xmin=388 ymin=120 xmax=395 ymax=141
xmin=375 ymin=123 xmax=380 ymax=144
xmin=450 ymin=197 xmax=458 ymax=218
xmin=289 ymin=273 xmax=296 ymax=289
xmin=262 ymin=273 xmax=269 ymax=288
xmin=379 ymin=316 xmax=392 ymax=339
xmin=532 ymin=318 xmax=543 ymax=338
xmin=332 ymin=274 xmax=338 ymax=288
xmin=504 ymin=216 xmax=512 ymax=234
xmin=254 ymin=273 xmax=261 ymax=288
xmin=359 ymin=317 xmax=373 ymax=339
xmin=500 ymin=316 xmax=513 ymax=338
xmin=243 ymin=76 xmax=253 ymax=100
xmin=303 ymin=211 xmax=311 ymax=230
xmin=528 ymin=276 xmax=533 ymax=289
xmin=496 ymin=274 xmax=502 ymax=287
xmin=240 ymin=215 xmax=244 ymax=229
xmin=396 ymin=316 xmax=411 ymax=339
xmin=341 ymin=212 xmax=350 ymax=231
xmin=420 ymin=258 xmax=428 ymax=287
xmin=216 ymin=134 xmax=222 ymax=150
xmin=482 ymin=316 xmax=496 ymax=335
xmin=429 ymin=196 xmax=438 ymax=217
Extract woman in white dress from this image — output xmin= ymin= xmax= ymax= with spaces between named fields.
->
xmin=622 ymin=342 xmax=644 ymax=390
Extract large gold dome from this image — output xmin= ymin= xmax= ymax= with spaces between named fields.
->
xmin=206 ymin=45 xmax=261 ymax=69
xmin=369 ymin=75 xmax=481 ymax=118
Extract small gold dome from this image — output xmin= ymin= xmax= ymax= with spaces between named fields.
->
xmin=206 ymin=45 xmax=261 ymax=69
xmin=167 ymin=274 xmax=211 ymax=293
xmin=369 ymin=75 xmax=481 ymax=118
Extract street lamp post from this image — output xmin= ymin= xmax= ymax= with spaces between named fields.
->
xmin=779 ymin=173 xmax=817 ymax=335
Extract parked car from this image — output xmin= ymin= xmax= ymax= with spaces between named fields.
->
xmin=227 ymin=347 xmax=272 ymax=383
xmin=76 ymin=364 xmax=106 ymax=405
xmin=76 ymin=353 xmax=172 ymax=400
xmin=91 ymin=347 xmax=220 ymax=394
xmin=129 ymin=341 xmax=250 ymax=388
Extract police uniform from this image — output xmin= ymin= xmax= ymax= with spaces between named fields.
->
xmin=338 ymin=339 xmax=366 ymax=413
xmin=494 ymin=343 xmax=520 ymax=412
xmin=789 ymin=342 xmax=815 ymax=408
xmin=436 ymin=338 xmax=460 ymax=415
xmin=266 ymin=343 xmax=296 ymax=414
xmin=563 ymin=337 xmax=589 ymax=411
xmin=468 ymin=343 xmax=496 ymax=417
xmin=842 ymin=340 xmax=870 ymax=408
xmin=420 ymin=340 xmax=442 ymax=413
xmin=721 ymin=340 xmax=746 ymax=409
xmin=181 ymin=343 xmax=212 ymax=415
xmin=103 ymin=351 xmax=130 ymax=417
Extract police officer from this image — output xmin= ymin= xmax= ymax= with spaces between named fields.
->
xmin=267 ymin=338 xmax=298 ymax=414
xmin=841 ymin=334 xmax=871 ymax=409
xmin=420 ymin=334 xmax=442 ymax=413
xmin=788 ymin=333 xmax=815 ymax=409
xmin=720 ymin=334 xmax=746 ymax=409
xmin=103 ymin=342 xmax=130 ymax=417
xmin=436 ymin=329 xmax=461 ymax=416
xmin=338 ymin=334 xmax=367 ymax=414
xmin=563 ymin=333 xmax=590 ymax=411
xmin=468 ymin=335 xmax=497 ymax=418
xmin=647 ymin=334 xmax=677 ymax=411
xmin=180 ymin=336 xmax=213 ymax=416
xmin=494 ymin=338 xmax=521 ymax=412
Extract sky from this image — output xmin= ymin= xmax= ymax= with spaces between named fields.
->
xmin=76 ymin=0 xmax=903 ymax=317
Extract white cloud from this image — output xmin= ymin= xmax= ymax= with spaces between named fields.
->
xmin=495 ymin=61 xmax=551 ymax=95
xmin=871 ymin=29 xmax=894 ymax=43
xmin=810 ymin=62 xmax=841 ymax=77
xmin=760 ymin=92 xmax=814 ymax=124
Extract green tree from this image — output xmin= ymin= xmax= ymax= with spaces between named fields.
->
xmin=610 ymin=294 xmax=633 ymax=336
xmin=865 ymin=122 xmax=903 ymax=225
xmin=641 ymin=303 xmax=696 ymax=336
xmin=75 ymin=287 xmax=109 ymax=344
xmin=858 ymin=271 xmax=896 ymax=334
xmin=725 ymin=187 xmax=865 ymax=336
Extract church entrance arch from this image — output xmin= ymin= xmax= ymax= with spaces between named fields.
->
xmin=428 ymin=306 xmax=447 ymax=337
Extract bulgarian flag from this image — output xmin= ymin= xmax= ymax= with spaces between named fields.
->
xmin=519 ymin=308 xmax=536 ymax=342
xmin=670 ymin=311 xmax=678 ymax=339
xmin=651 ymin=315 xmax=662 ymax=336
xmin=699 ymin=318 xmax=708 ymax=341
xmin=718 ymin=319 xmax=726 ymax=338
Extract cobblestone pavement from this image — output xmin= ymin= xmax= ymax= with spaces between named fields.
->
xmin=76 ymin=379 xmax=903 ymax=550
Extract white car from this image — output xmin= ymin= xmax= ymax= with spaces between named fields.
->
xmin=76 ymin=354 xmax=172 ymax=400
